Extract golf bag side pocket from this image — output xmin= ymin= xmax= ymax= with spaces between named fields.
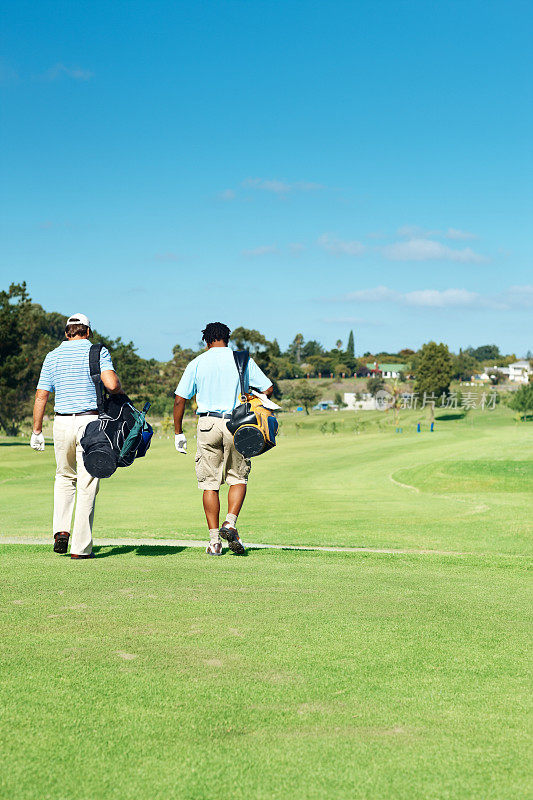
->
xmin=81 ymin=423 xmax=118 ymax=478
xmin=81 ymin=344 xmax=153 ymax=478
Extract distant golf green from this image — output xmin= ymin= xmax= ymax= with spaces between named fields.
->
xmin=0 ymin=407 xmax=531 ymax=799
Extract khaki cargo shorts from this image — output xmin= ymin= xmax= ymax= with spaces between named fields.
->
xmin=195 ymin=416 xmax=251 ymax=490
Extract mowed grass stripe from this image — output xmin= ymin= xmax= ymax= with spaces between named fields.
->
xmin=0 ymin=545 xmax=530 ymax=800
xmin=1 ymin=408 xmax=531 ymax=555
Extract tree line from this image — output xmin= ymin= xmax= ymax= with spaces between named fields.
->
xmin=0 ymin=281 xmax=526 ymax=433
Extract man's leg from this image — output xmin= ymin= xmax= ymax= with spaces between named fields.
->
xmin=202 ymin=491 xmax=223 ymax=556
xmin=70 ymin=418 xmax=100 ymax=557
xmin=219 ymin=483 xmax=246 ymax=554
xmin=196 ymin=418 xmax=224 ymax=555
xmin=220 ymin=425 xmax=250 ymax=553
xmin=202 ymin=489 xmax=220 ymax=530
xmin=52 ymin=417 xmax=77 ymax=547
xmin=227 ymin=482 xmax=247 ymax=519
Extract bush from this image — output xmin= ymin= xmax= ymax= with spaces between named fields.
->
xmin=507 ymin=385 xmax=533 ymax=420
xmin=334 ymin=392 xmax=347 ymax=408
xmin=366 ymin=377 xmax=384 ymax=396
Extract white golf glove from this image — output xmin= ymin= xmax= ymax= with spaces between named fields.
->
xmin=30 ymin=431 xmax=45 ymax=451
xmin=175 ymin=433 xmax=187 ymax=454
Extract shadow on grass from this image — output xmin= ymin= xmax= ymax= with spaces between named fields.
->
xmin=435 ymin=413 xmax=466 ymax=421
xmin=92 ymin=544 xmax=254 ymax=558
xmin=0 ymin=441 xmax=32 ymax=447
xmin=228 ymin=547 xmax=250 ymax=557
xmin=93 ymin=544 xmax=188 ymax=558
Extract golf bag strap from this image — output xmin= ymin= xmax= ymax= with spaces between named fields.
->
xmin=232 ymin=350 xmax=250 ymax=399
xmin=89 ymin=343 xmax=105 ymax=415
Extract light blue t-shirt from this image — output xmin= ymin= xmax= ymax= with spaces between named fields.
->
xmin=37 ymin=340 xmax=114 ymax=413
xmin=175 ymin=347 xmax=272 ymax=414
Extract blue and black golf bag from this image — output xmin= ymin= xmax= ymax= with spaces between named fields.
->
xmin=80 ymin=344 xmax=153 ymax=478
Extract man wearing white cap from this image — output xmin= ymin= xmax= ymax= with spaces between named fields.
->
xmin=31 ymin=314 xmax=122 ymax=558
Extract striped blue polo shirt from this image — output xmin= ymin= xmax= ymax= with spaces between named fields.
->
xmin=37 ymin=340 xmax=114 ymax=413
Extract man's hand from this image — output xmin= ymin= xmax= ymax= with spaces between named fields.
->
xmin=175 ymin=433 xmax=187 ymax=454
xmin=30 ymin=431 xmax=45 ymax=451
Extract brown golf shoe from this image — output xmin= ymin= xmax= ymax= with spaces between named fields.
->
xmin=53 ymin=532 xmax=70 ymax=554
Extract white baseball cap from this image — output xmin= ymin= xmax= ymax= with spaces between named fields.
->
xmin=66 ymin=313 xmax=91 ymax=328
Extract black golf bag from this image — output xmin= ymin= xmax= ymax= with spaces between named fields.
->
xmin=226 ymin=350 xmax=278 ymax=458
xmin=80 ymin=344 xmax=153 ymax=478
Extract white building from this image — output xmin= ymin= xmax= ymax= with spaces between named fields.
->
xmin=366 ymin=362 xmax=408 ymax=379
xmin=344 ymin=392 xmax=376 ymax=410
xmin=488 ymin=361 xmax=531 ymax=384
xmin=508 ymin=361 xmax=531 ymax=383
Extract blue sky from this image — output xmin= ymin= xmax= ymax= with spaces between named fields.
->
xmin=1 ymin=0 xmax=532 ymax=359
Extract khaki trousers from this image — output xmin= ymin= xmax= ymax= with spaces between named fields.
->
xmin=195 ymin=416 xmax=251 ymax=490
xmin=53 ymin=414 xmax=99 ymax=556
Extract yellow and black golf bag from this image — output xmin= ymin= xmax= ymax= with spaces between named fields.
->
xmin=226 ymin=350 xmax=278 ymax=458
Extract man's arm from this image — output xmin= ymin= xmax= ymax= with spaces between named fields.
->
xmin=32 ymin=389 xmax=50 ymax=434
xmin=174 ymin=395 xmax=186 ymax=433
xmin=173 ymin=360 xmax=197 ymax=453
xmin=173 ymin=395 xmax=187 ymax=453
xmin=101 ymin=370 xmax=122 ymax=394
xmin=248 ymin=358 xmax=273 ymax=399
xmin=30 ymin=389 xmax=49 ymax=450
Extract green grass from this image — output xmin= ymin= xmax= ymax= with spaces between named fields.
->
xmin=396 ymin=459 xmax=533 ymax=494
xmin=0 ymin=407 xmax=531 ymax=798
xmin=0 ymin=545 xmax=530 ymax=800
xmin=1 ymin=406 xmax=531 ymax=555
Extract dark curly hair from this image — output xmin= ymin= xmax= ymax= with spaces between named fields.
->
xmin=202 ymin=322 xmax=231 ymax=345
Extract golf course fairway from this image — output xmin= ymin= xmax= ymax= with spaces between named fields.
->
xmin=0 ymin=407 xmax=531 ymax=799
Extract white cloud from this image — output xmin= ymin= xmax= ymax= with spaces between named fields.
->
xmin=502 ymin=285 xmax=533 ymax=308
xmin=402 ymin=289 xmax=480 ymax=307
xmin=445 ymin=228 xmax=477 ymax=241
xmin=335 ymin=284 xmax=533 ymax=310
xmin=242 ymin=245 xmax=278 ymax=257
xmin=336 ymin=285 xmax=533 ymax=311
xmin=397 ymin=225 xmax=478 ymax=241
xmin=289 ymin=242 xmax=305 ymax=254
xmin=40 ymin=63 xmax=94 ymax=81
xmin=219 ymin=189 xmax=235 ymax=201
xmin=382 ymin=238 xmax=486 ymax=263
xmin=337 ymin=286 xmax=480 ymax=308
xmin=318 ymin=234 xmax=365 ymax=256
xmin=242 ymin=178 xmax=324 ymax=194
